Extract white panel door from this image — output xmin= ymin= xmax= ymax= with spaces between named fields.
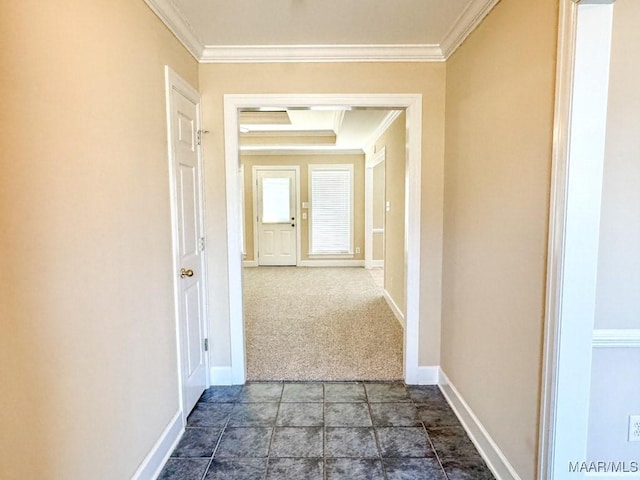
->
xmin=169 ymin=78 xmax=208 ymax=416
xmin=257 ymin=170 xmax=297 ymax=266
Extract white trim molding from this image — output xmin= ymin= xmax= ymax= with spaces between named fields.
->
xmin=383 ymin=290 xmax=405 ymax=329
xmin=223 ymin=93 xmax=425 ymax=386
xmin=592 ymin=329 xmax=640 ymax=348
xmin=240 ymin=146 xmax=364 ymax=156
xmin=298 ymin=260 xmax=364 ymax=268
xmin=539 ymin=2 xmax=615 ymax=479
xmin=439 ymin=370 xmax=523 ymax=480
xmin=365 ymin=148 xmax=386 ymax=269
xmin=410 ymin=366 xmax=440 ymax=385
xmin=143 ymin=0 xmax=204 ymax=60
xmin=201 ymin=44 xmax=444 ymax=63
xmin=210 ymin=366 xmax=236 ymax=386
xmin=365 ymin=111 xmax=403 ymax=151
xmin=440 ymin=0 xmax=502 ymax=58
xmin=242 ymin=260 xmax=258 ymax=268
xmin=131 ymin=411 xmax=183 ymax=480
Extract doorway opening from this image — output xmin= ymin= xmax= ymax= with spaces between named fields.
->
xmin=223 ymin=94 xmax=423 ymax=385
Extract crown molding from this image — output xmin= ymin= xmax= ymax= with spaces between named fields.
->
xmin=146 ymin=0 xmax=501 ymax=63
xmin=240 ymin=146 xmax=364 ymax=156
xmin=365 ymin=110 xmax=403 ymax=150
xmin=143 ymin=0 xmax=204 ymax=60
xmin=241 ymin=130 xmax=336 ymax=138
xmin=200 ymin=44 xmax=444 ymax=63
xmin=439 ymin=0 xmax=502 ymax=59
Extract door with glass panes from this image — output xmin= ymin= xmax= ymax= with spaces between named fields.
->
xmin=256 ymin=169 xmax=297 ymax=266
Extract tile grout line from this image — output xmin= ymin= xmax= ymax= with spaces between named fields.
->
xmin=423 ymin=422 xmax=450 ymax=480
xmin=365 ymin=382 xmax=390 ymax=480
xmin=200 ymin=393 xmax=235 ymax=480
xmin=322 ymin=383 xmax=327 ymax=480
xmin=263 ymin=382 xmax=284 ymax=480
xmin=412 ymin=386 xmax=452 ymax=480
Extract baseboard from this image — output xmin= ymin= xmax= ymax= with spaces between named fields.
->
xmin=131 ymin=410 xmax=184 ymax=480
xmin=210 ymin=366 xmax=237 ymax=385
xmin=243 ymin=260 xmax=258 ymax=267
xmin=406 ymin=366 xmax=439 ymax=385
xmin=298 ymin=260 xmax=365 ymax=267
xmin=439 ymin=369 xmax=523 ymax=480
xmin=365 ymin=260 xmax=384 ymax=269
xmin=383 ymin=289 xmax=405 ymax=328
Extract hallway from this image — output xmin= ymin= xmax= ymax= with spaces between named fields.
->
xmin=159 ymin=382 xmax=495 ymax=480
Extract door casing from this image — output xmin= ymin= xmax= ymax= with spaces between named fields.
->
xmin=538 ymin=1 xmax=616 ymax=478
xmin=223 ymin=94 xmax=427 ymax=386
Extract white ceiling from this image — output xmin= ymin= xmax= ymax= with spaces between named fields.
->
xmin=145 ymin=0 xmax=500 ymax=62
xmin=173 ymin=0 xmax=470 ymax=46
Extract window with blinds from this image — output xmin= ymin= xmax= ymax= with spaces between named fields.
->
xmin=309 ymin=165 xmax=354 ymax=255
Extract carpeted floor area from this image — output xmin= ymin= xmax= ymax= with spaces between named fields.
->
xmin=243 ymin=267 xmax=403 ymax=381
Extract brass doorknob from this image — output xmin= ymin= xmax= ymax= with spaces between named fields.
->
xmin=180 ymin=268 xmax=194 ymax=278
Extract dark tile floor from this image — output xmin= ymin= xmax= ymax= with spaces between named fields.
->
xmin=159 ymin=382 xmax=495 ymax=480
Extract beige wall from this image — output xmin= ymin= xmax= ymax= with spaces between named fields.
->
xmin=0 ymin=1 xmax=198 ymax=479
xmin=199 ymin=63 xmax=446 ymax=367
xmin=241 ymin=154 xmax=365 ymax=262
xmin=372 ymin=161 xmax=385 ymax=261
xmin=589 ymin=0 xmax=640 ymax=461
xmin=441 ymin=0 xmax=558 ymax=478
xmin=373 ymin=113 xmax=407 ymax=314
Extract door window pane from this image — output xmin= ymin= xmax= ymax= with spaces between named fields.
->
xmin=262 ymin=177 xmax=290 ymax=223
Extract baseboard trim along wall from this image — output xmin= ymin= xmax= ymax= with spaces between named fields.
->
xmin=298 ymin=260 xmax=365 ymax=267
xmin=439 ymin=369 xmax=523 ymax=480
xmin=210 ymin=366 xmax=236 ymax=385
xmin=131 ymin=411 xmax=183 ymax=480
xmin=383 ymin=289 xmax=405 ymax=328
xmin=410 ymin=366 xmax=440 ymax=385
xmin=245 ymin=260 xmax=366 ymax=268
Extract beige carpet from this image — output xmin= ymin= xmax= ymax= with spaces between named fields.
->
xmin=243 ymin=267 xmax=403 ymax=381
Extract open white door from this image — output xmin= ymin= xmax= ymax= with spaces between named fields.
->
xmin=255 ymin=168 xmax=298 ymax=266
xmin=166 ymin=67 xmax=209 ymax=418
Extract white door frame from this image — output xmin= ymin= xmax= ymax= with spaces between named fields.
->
xmin=538 ymin=1 xmax=615 ymax=478
xmin=365 ymin=147 xmax=386 ymax=270
xmin=164 ymin=66 xmax=211 ymax=424
xmin=224 ymin=94 xmax=423 ymax=385
xmin=251 ymin=165 xmax=301 ymax=267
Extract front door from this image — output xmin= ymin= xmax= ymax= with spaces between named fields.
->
xmin=167 ymin=68 xmax=208 ymax=417
xmin=256 ymin=169 xmax=297 ymax=266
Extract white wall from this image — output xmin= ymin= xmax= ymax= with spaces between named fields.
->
xmin=588 ymin=0 xmax=640 ymax=462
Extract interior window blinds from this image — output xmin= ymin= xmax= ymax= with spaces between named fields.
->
xmin=310 ymin=166 xmax=353 ymax=254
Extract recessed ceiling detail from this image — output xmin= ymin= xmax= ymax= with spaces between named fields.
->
xmin=237 ymin=108 xmax=401 ymax=153
xmin=144 ymin=0 xmax=501 ymax=62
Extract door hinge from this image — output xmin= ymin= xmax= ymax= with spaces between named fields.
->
xmin=196 ymin=129 xmax=210 ymax=146
xmin=204 ymin=338 xmax=209 ymax=351
xmin=200 ymin=237 xmax=205 ymax=251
